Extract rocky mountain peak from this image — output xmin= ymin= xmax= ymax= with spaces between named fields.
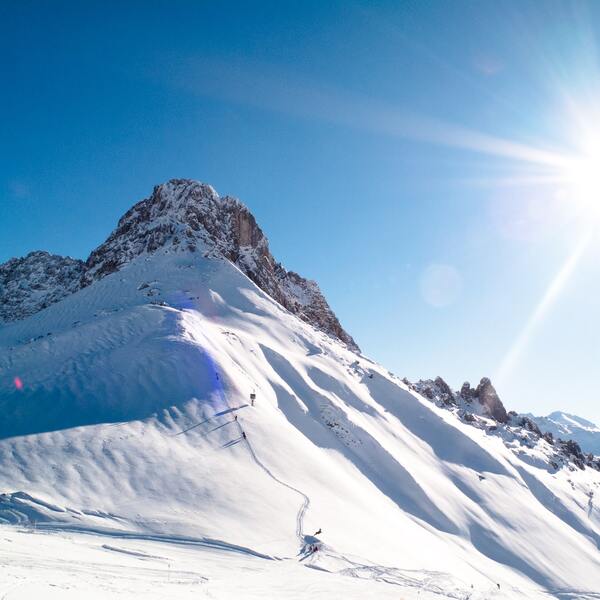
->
xmin=82 ymin=179 xmax=241 ymax=283
xmin=1 ymin=179 xmax=359 ymax=351
xmin=475 ymin=377 xmax=508 ymax=423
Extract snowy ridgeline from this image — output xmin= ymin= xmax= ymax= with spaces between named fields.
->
xmin=0 ymin=180 xmax=599 ymax=598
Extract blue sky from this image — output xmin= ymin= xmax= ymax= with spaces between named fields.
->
xmin=2 ymin=1 xmax=600 ymax=422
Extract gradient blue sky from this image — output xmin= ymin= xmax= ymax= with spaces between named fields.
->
xmin=2 ymin=1 xmax=600 ymax=422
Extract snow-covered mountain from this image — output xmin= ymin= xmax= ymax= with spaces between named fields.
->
xmin=1 ymin=179 xmax=599 ymax=599
xmin=524 ymin=412 xmax=600 ymax=457
xmin=0 ymin=180 xmax=357 ymax=352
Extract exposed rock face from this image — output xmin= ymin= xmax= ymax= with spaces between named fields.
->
xmin=434 ymin=376 xmax=453 ymax=398
xmin=0 ymin=180 xmax=358 ymax=351
xmin=412 ymin=376 xmax=455 ymax=406
xmin=460 ymin=382 xmax=476 ymax=402
xmin=414 ymin=376 xmax=508 ymax=424
xmin=0 ymin=252 xmax=85 ymax=323
xmin=82 ymin=180 xmax=263 ymax=284
xmin=82 ymin=180 xmax=358 ymax=350
xmin=475 ymin=377 xmax=508 ymax=423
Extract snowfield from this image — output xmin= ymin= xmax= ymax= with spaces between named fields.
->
xmin=1 ymin=247 xmax=600 ymax=598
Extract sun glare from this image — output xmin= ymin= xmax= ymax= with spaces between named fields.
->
xmin=564 ymin=146 xmax=600 ymax=216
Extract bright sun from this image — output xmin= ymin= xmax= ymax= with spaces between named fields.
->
xmin=562 ymin=142 xmax=600 ymax=217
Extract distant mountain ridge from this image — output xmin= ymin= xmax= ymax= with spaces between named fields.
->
xmin=0 ymin=179 xmax=358 ymax=351
xmin=524 ymin=411 xmax=600 ymax=456
xmin=411 ymin=376 xmax=600 ymax=471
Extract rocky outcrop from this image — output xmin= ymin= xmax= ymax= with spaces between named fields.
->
xmin=0 ymin=180 xmax=358 ymax=351
xmin=409 ymin=375 xmax=600 ymax=472
xmin=460 ymin=382 xmax=476 ymax=402
xmin=461 ymin=379 xmax=509 ymax=425
xmin=0 ymin=252 xmax=84 ymax=323
xmin=475 ymin=377 xmax=508 ymax=423
xmin=82 ymin=180 xmax=260 ymax=284
xmin=415 ymin=376 xmax=507 ymax=422
xmin=411 ymin=376 xmax=455 ymax=406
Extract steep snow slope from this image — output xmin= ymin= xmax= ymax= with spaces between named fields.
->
xmin=525 ymin=412 xmax=600 ymax=456
xmin=1 ymin=246 xmax=599 ymax=598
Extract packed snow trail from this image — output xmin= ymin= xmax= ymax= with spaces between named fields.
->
xmin=237 ymin=418 xmax=311 ymax=545
xmin=211 ymin=366 xmax=311 ymax=548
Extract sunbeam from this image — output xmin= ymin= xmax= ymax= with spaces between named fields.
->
xmin=494 ymin=225 xmax=596 ymax=386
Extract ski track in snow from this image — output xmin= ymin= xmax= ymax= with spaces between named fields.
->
xmin=212 ymin=363 xmax=312 ymax=550
xmin=242 ymin=433 xmax=310 ymax=547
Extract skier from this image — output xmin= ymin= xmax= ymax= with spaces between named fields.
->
xmin=314 ymin=528 xmax=322 ymax=536
xmin=234 ymin=415 xmax=238 ymax=421
xmin=242 ymin=431 xmax=246 ymax=440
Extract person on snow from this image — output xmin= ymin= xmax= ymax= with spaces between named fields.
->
xmin=234 ymin=415 xmax=238 ymax=421
xmin=314 ymin=528 xmax=322 ymax=536
xmin=242 ymin=431 xmax=247 ymax=440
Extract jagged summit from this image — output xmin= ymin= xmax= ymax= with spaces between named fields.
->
xmin=0 ymin=179 xmax=358 ymax=351
xmin=83 ymin=180 xmax=241 ymax=282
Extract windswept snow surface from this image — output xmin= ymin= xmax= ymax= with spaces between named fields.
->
xmin=1 ymin=248 xmax=599 ymax=598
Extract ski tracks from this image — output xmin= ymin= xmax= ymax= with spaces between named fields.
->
xmin=235 ymin=416 xmax=310 ymax=545
xmin=211 ymin=367 xmax=311 ymax=548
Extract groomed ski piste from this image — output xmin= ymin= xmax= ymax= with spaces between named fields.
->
xmin=1 ymin=245 xmax=600 ymax=598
